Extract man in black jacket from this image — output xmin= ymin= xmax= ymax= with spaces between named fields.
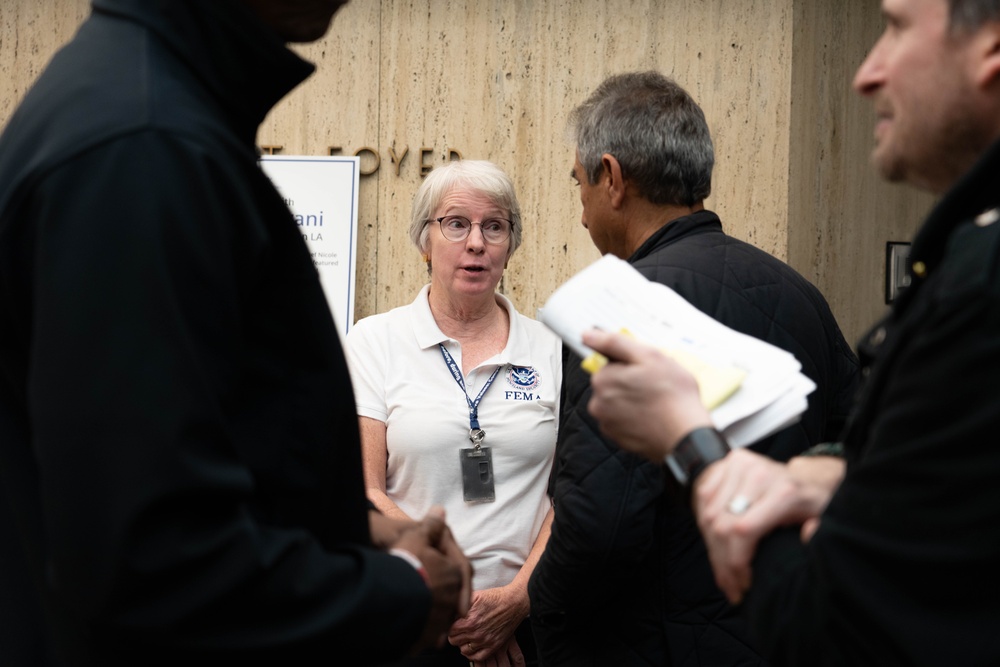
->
xmin=582 ymin=1 xmax=1000 ymax=665
xmin=0 ymin=1 xmax=470 ymax=664
xmin=527 ymin=72 xmax=859 ymax=666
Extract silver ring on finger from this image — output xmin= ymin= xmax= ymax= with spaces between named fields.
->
xmin=727 ymin=494 xmax=752 ymax=515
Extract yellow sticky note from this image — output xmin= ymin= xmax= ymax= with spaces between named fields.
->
xmin=661 ymin=347 xmax=746 ymax=410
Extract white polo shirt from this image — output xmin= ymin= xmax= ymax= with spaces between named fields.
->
xmin=346 ymin=284 xmax=561 ymax=590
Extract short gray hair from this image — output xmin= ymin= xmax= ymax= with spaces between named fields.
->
xmin=948 ymin=0 xmax=1000 ymax=31
xmin=570 ymin=71 xmax=714 ymax=207
xmin=408 ymin=159 xmax=523 ymax=260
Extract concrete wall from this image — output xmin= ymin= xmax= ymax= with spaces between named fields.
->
xmin=2 ymin=0 xmax=935 ymax=344
xmin=787 ymin=0 xmax=935 ymax=340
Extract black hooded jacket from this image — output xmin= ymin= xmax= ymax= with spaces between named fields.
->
xmin=0 ymin=1 xmax=428 ymax=664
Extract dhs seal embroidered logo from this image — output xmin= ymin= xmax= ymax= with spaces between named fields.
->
xmin=504 ymin=366 xmax=541 ymax=401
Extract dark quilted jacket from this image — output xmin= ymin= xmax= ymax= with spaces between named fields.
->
xmin=528 ymin=210 xmax=859 ymax=667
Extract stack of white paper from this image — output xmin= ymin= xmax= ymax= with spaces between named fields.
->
xmin=539 ymin=254 xmax=815 ymax=449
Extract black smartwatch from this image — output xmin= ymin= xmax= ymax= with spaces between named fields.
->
xmin=666 ymin=427 xmax=730 ymax=485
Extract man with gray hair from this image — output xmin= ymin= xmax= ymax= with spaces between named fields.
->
xmin=527 ymin=71 xmax=858 ymax=666
xmin=581 ymin=0 xmax=1000 ymax=664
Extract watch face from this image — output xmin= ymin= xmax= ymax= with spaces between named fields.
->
xmin=673 ymin=438 xmax=702 ymax=475
xmin=666 ymin=437 xmax=703 ymax=486
xmin=669 ymin=428 xmax=730 ymax=484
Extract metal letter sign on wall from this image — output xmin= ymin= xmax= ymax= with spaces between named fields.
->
xmin=259 ymin=155 xmax=360 ymax=340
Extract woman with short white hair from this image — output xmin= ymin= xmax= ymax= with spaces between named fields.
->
xmin=346 ymin=160 xmax=559 ymax=667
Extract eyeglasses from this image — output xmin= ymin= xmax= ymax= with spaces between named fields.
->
xmin=430 ymin=215 xmax=512 ymax=245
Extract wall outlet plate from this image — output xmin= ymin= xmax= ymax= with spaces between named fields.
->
xmin=886 ymin=242 xmax=912 ymax=304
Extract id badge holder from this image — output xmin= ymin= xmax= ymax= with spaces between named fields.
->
xmin=460 ymin=446 xmax=495 ymax=503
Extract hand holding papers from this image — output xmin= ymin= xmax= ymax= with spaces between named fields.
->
xmin=581 ymin=331 xmax=747 ymax=410
xmin=539 ymin=255 xmax=816 ymax=449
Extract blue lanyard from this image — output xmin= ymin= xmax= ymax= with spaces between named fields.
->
xmin=439 ymin=343 xmax=502 ymax=445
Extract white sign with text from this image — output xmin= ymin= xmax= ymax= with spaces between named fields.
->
xmin=259 ymin=155 xmax=360 ymax=338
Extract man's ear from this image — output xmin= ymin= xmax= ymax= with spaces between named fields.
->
xmin=972 ymin=22 xmax=1000 ymax=89
xmin=600 ymin=153 xmax=627 ymax=209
